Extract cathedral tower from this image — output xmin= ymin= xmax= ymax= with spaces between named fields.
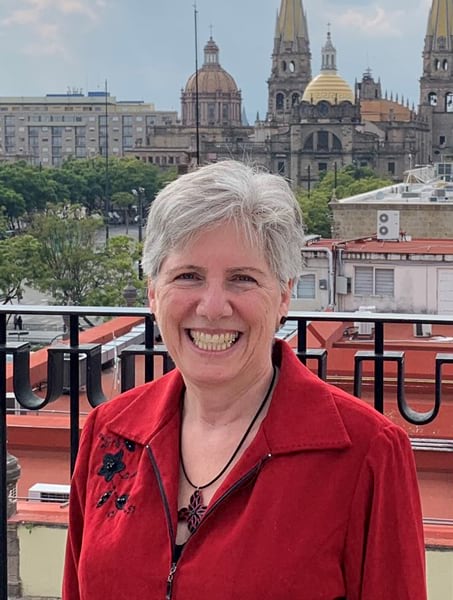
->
xmin=267 ymin=0 xmax=311 ymax=122
xmin=420 ymin=0 xmax=453 ymax=161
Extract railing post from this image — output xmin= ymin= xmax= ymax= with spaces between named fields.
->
xmin=374 ymin=321 xmax=385 ymax=414
xmin=0 ymin=313 xmax=22 ymax=600
xmin=69 ymin=313 xmax=80 ymax=475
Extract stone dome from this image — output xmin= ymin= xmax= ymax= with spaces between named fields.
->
xmin=184 ymin=37 xmax=239 ymax=95
xmin=302 ymin=72 xmax=354 ymax=104
xmin=184 ymin=68 xmax=239 ymax=95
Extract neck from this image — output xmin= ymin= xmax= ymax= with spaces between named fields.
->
xmin=182 ymin=363 xmax=275 ymax=428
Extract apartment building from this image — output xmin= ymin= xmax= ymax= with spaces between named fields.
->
xmin=0 ymin=91 xmax=178 ymax=167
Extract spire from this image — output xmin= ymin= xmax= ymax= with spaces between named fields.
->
xmin=267 ymin=0 xmax=311 ymax=122
xmin=321 ymin=26 xmax=337 ymax=71
xmin=276 ymin=0 xmax=309 ymax=44
xmin=426 ymin=0 xmax=453 ymax=50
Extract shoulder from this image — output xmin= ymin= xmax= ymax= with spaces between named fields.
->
xmin=82 ymin=368 xmax=184 ymax=444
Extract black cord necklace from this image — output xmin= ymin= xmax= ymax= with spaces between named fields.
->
xmin=178 ymin=366 xmax=277 ymax=534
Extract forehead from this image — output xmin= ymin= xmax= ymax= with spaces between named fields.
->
xmin=162 ymin=223 xmax=268 ymax=270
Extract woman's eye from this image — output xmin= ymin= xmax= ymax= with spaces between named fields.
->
xmin=233 ymin=274 xmax=257 ymax=283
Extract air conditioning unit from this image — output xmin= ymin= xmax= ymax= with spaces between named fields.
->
xmin=377 ymin=210 xmax=400 ymax=240
xmin=413 ymin=323 xmax=432 ymax=337
xmin=28 ymin=483 xmax=70 ymax=503
xmin=354 ymin=306 xmax=375 ymax=337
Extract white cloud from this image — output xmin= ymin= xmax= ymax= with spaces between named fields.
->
xmin=333 ymin=6 xmax=406 ymax=37
xmin=1 ymin=0 xmax=107 ymax=58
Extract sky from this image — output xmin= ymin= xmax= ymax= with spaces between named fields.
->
xmin=0 ymin=0 xmax=434 ymax=121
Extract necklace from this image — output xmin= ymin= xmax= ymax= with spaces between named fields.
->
xmin=178 ymin=366 xmax=277 ymax=534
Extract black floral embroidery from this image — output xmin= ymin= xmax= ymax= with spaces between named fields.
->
xmin=124 ymin=439 xmax=136 ymax=452
xmin=96 ymin=434 xmax=138 ymax=518
xmin=96 ymin=491 xmax=113 ymax=507
xmin=98 ymin=450 xmax=125 ymax=482
xmin=115 ymin=494 xmax=129 ymax=510
xmin=99 ymin=433 xmax=121 ymax=450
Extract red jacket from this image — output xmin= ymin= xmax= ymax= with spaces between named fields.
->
xmin=63 ymin=340 xmax=426 ymax=599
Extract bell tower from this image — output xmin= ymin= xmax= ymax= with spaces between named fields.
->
xmin=267 ymin=0 xmax=311 ymax=123
xmin=420 ymin=0 xmax=453 ymax=161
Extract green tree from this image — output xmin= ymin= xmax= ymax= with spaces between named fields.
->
xmin=0 ymin=185 xmax=26 ymax=230
xmin=297 ymin=166 xmax=392 ymax=238
xmin=28 ymin=207 xmax=143 ymax=306
xmin=0 ymin=161 xmax=59 ymax=216
xmin=0 ymin=234 xmax=40 ymax=304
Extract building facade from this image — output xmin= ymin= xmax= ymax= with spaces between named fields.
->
xmin=295 ymin=236 xmax=453 ymax=314
xmin=419 ymin=0 xmax=453 ymax=163
xmin=0 ymin=92 xmax=178 ymax=167
xmin=0 ymin=0 xmax=447 ymax=186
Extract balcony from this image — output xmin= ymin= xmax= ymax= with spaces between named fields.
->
xmin=1 ymin=305 xmax=452 ymax=599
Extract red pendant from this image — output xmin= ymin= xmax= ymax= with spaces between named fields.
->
xmin=178 ymin=489 xmax=207 ymax=533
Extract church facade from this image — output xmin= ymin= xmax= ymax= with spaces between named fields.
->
xmin=130 ymin=0 xmax=442 ymax=188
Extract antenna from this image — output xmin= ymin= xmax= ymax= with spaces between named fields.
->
xmin=104 ymin=79 xmax=110 ymax=241
xmin=194 ymin=2 xmax=200 ymax=166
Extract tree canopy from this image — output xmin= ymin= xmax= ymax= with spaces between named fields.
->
xmin=297 ymin=166 xmax=392 ymax=238
xmin=27 ymin=206 xmax=144 ymax=306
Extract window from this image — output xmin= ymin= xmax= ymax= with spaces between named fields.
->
xmin=317 ymin=131 xmax=329 ymax=151
xmin=354 ymin=267 xmax=394 ymax=296
xmin=388 ymin=162 xmax=395 ymax=175
xmin=277 ymin=161 xmax=285 ymax=175
xmin=276 ymin=93 xmax=284 ymax=111
xmin=428 ymin=92 xmax=438 ymax=106
xmin=318 ymin=162 xmax=328 ymax=174
xmin=446 ymin=93 xmax=453 ymax=113
xmin=440 ymin=135 xmax=446 ymax=146
xmin=297 ymin=274 xmax=316 ymax=299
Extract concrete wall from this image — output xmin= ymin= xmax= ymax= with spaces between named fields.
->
xmin=332 ymin=202 xmax=453 ymax=239
xmin=18 ymin=523 xmax=66 ymax=599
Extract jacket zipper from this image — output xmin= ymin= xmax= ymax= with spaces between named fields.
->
xmin=146 ymin=444 xmax=272 ymax=599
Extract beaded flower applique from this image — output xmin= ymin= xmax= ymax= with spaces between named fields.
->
xmin=95 ymin=434 xmax=137 ymax=518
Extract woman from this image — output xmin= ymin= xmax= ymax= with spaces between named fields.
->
xmin=63 ymin=161 xmax=426 ymax=599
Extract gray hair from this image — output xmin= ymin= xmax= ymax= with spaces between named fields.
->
xmin=142 ymin=160 xmax=305 ymax=286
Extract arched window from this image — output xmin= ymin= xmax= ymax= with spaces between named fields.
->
xmin=428 ymin=92 xmax=438 ymax=106
xmin=292 ymin=93 xmax=300 ymax=106
xmin=443 ymin=59 xmax=449 ymax=71
xmin=289 ymin=61 xmax=296 ymax=73
xmin=435 ymin=59 xmax=441 ymax=70
xmin=281 ymin=61 xmax=287 ymax=72
xmin=276 ymin=93 xmax=285 ymax=110
xmin=446 ymin=93 xmax=453 ymax=112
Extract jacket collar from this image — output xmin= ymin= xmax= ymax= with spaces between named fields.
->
xmin=105 ymin=340 xmax=351 ymax=454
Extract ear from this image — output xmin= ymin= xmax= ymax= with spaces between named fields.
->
xmin=147 ymin=280 xmax=157 ymax=315
xmin=279 ymin=279 xmax=294 ymax=320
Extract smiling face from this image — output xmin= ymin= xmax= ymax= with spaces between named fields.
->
xmin=148 ymin=223 xmax=292 ymax=390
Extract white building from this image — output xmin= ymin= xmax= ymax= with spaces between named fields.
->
xmin=296 ymin=236 xmax=453 ymax=315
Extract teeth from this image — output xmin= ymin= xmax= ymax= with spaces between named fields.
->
xmin=190 ymin=330 xmax=239 ymax=351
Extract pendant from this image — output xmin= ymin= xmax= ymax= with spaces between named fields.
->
xmin=178 ymin=489 xmax=207 ymax=533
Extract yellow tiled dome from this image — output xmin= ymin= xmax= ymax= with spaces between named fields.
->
xmin=302 ymin=72 xmax=354 ymax=104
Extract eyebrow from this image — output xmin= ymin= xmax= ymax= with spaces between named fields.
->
xmin=164 ymin=265 xmax=267 ymax=276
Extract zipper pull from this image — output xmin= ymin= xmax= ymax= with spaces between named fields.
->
xmin=166 ymin=562 xmax=177 ymax=600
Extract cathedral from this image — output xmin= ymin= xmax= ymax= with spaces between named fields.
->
xmin=132 ymin=0 xmax=450 ymax=187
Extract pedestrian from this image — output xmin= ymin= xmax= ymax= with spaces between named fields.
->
xmin=13 ymin=315 xmax=23 ymax=331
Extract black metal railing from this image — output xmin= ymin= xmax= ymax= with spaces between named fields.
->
xmin=0 ymin=306 xmax=452 ymax=599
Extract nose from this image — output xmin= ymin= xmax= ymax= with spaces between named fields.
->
xmin=196 ymin=281 xmax=233 ymax=321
